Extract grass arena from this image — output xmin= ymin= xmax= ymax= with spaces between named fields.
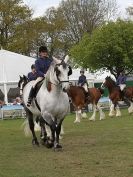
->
xmin=0 ymin=109 xmax=133 ymax=177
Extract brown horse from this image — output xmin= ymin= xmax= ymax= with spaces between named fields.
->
xmin=67 ymin=85 xmax=105 ymax=122
xmin=101 ymin=76 xmax=133 ymax=117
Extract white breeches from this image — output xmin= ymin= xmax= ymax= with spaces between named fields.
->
xmin=33 ymin=77 xmax=43 ymax=88
xmin=119 ymin=84 xmax=126 ymax=91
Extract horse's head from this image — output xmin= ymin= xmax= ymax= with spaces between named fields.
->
xmin=52 ymin=55 xmax=72 ymax=92
xmin=101 ymin=76 xmax=116 ymax=89
xmin=18 ymin=75 xmax=28 ymax=95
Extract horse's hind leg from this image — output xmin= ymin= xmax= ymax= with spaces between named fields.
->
xmin=97 ymin=104 xmax=105 ymax=120
xmin=109 ymin=102 xmax=115 ymax=117
xmin=128 ymin=101 xmax=133 ymax=114
xmin=89 ymin=104 xmax=96 ymax=121
xmin=26 ymin=109 xmax=39 ymax=146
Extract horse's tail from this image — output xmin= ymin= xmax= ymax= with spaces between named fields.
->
xmin=22 ymin=119 xmax=41 ymax=137
xmin=22 ymin=119 xmax=31 ymax=137
xmin=98 ymin=87 xmax=104 ymax=95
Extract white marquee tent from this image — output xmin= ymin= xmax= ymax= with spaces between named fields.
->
xmin=0 ymin=49 xmax=35 ymax=104
xmin=0 ymin=49 xmax=113 ymax=104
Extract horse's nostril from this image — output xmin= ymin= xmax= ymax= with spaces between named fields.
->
xmin=63 ymin=88 xmax=67 ymax=92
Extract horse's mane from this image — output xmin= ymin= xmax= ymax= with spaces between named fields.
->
xmin=106 ymin=76 xmax=116 ymax=86
xmin=45 ymin=60 xmax=57 ymax=81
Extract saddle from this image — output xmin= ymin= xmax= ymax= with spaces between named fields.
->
xmin=79 ymin=86 xmax=91 ymax=103
xmin=34 ymin=79 xmax=44 ymax=97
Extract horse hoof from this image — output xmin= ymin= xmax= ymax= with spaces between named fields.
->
xmin=89 ymin=119 xmax=95 ymax=121
xmin=40 ymin=138 xmax=47 ymax=146
xmin=45 ymin=140 xmax=54 ymax=148
xmin=54 ymin=144 xmax=62 ymax=149
xmin=32 ymin=139 xmax=39 ymax=146
xmin=74 ymin=120 xmax=80 ymax=123
xmin=54 ymin=144 xmax=62 ymax=151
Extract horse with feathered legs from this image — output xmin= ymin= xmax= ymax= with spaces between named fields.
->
xmin=67 ymin=84 xmax=105 ymax=122
xmin=101 ymin=76 xmax=133 ymax=117
xmin=18 ymin=56 xmax=72 ymax=150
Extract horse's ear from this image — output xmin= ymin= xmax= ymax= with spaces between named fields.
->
xmin=64 ymin=55 xmax=69 ymax=63
xmin=52 ymin=56 xmax=61 ymax=64
xmin=19 ymin=75 xmax=22 ymax=79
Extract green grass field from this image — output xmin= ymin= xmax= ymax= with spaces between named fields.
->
xmin=0 ymin=109 xmax=133 ymax=177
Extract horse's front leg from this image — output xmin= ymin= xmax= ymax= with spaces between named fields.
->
xmin=55 ymin=120 xmax=64 ymax=149
xmin=39 ymin=117 xmax=47 ymax=145
xmin=41 ymin=112 xmax=56 ymax=148
xmin=74 ymin=108 xmax=81 ymax=123
xmin=109 ymin=102 xmax=115 ymax=117
xmin=116 ymin=104 xmax=121 ymax=117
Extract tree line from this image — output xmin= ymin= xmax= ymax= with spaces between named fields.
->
xmin=0 ymin=0 xmax=133 ymax=78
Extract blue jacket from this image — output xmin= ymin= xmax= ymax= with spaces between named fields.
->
xmin=116 ymin=75 xmax=126 ymax=85
xmin=27 ymin=72 xmax=37 ymax=81
xmin=35 ymin=57 xmax=53 ymax=77
xmin=78 ymin=75 xmax=87 ymax=86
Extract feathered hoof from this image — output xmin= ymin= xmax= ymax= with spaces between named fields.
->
xmin=74 ymin=120 xmax=80 ymax=123
xmin=89 ymin=118 xmax=95 ymax=121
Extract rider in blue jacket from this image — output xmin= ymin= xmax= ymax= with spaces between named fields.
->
xmin=27 ymin=64 xmax=37 ymax=81
xmin=27 ymin=46 xmax=53 ymax=107
xmin=78 ymin=69 xmax=88 ymax=87
xmin=116 ymin=71 xmax=127 ymax=100
xmin=78 ymin=69 xmax=89 ymax=102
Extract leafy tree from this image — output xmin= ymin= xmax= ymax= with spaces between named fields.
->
xmin=0 ymin=0 xmax=32 ymax=52
xmin=70 ymin=20 xmax=133 ymax=78
xmin=58 ymin=0 xmax=117 ymax=44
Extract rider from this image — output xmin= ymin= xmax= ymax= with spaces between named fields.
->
xmin=78 ymin=69 xmax=88 ymax=87
xmin=78 ymin=69 xmax=90 ymax=102
xmin=27 ymin=64 xmax=37 ymax=81
xmin=116 ymin=71 xmax=127 ymax=100
xmin=27 ymin=46 xmax=53 ymax=107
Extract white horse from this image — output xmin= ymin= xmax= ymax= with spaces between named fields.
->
xmin=22 ymin=56 xmax=71 ymax=149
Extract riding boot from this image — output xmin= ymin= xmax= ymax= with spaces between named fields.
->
xmin=85 ymin=91 xmax=90 ymax=103
xmin=120 ymin=90 xmax=124 ymax=101
xmin=27 ymin=87 xmax=35 ymax=107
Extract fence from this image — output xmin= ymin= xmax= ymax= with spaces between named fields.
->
xmin=0 ymin=104 xmax=25 ymax=120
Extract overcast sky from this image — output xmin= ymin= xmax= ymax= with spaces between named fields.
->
xmin=23 ymin=0 xmax=133 ymax=18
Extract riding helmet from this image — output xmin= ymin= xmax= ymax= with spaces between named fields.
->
xmin=39 ymin=46 xmax=48 ymax=53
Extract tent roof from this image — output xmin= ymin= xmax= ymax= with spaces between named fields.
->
xmin=0 ymin=49 xmax=35 ymax=83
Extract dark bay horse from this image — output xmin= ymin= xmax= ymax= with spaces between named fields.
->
xmin=101 ymin=76 xmax=133 ymax=117
xmin=67 ymin=85 xmax=105 ymax=122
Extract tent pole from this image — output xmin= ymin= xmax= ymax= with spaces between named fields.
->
xmin=3 ymin=83 xmax=8 ymax=104
xmin=2 ymin=64 xmax=8 ymax=104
